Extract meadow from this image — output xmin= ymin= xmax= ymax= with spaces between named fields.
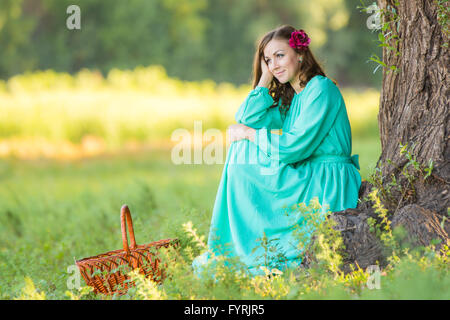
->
xmin=1 ymin=66 xmax=448 ymax=300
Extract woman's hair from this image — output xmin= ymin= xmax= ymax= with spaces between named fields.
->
xmin=251 ymin=24 xmax=336 ymax=111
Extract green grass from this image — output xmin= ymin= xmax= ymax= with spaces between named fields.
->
xmin=0 ymin=149 xmax=222 ymax=299
xmin=1 ymin=138 xmax=449 ymax=300
xmin=0 ymin=135 xmax=379 ymax=299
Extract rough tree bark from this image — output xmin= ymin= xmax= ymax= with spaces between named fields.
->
xmin=304 ymin=0 xmax=449 ymax=273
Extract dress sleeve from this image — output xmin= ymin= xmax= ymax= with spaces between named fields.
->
xmin=235 ymin=86 xmax=284 ymax=129
xmin=252 ymin=77 xmax=341 ymax=164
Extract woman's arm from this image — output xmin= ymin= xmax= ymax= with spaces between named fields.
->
xmin=227 ymin=123 xmax=256 ymax=143
xmin=251 ymin=77 xmax=342 ymax=164
xmin=235 ymin=86 xmax=284 ymax=129
xmin=235 ymin=58 xmax=284 ymax=129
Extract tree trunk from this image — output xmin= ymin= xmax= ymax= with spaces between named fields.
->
xmin=306 ymin=0 xmax=449 ymax=272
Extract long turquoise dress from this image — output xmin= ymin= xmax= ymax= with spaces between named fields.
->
xmin=192 ymin=75 xmax=361 ymax=277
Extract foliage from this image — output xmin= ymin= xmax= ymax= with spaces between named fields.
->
xmin=357 ymin=0 xmax=401 ymax=75
xmin=126 ymin=197 xmax=449 ymax=300
xmin=124 ymin=194 xmax=449 ymax=300
xmin=367 ymin=188 xmax=399 ymax=259
xmin=0 ymin=68 xmax=380 ymax=163
xmin=435 ymin=0 xmax=450 ymax=48
xmin=13 ymin=277 xmax=46 ymax=300
xmin=0 ymin=0 xmax=382 ymax=87
xmin=251 ymin=232 xmax=288 ymax=271
xmin=365 ymin=142 xmax=435 ymax=213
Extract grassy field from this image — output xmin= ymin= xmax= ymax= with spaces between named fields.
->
xmin=0 ymin=135 xmax=378 ymax=296
xmin=2 ymin=144 xmax=449 ymax=300
xmin=1 ymin=67 xmax=447 ymax=300
xmin=0 ymin=149 xmax=218 ymax=299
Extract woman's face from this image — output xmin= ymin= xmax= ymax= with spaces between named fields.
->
xmin=263 ymin=39 xmax=300 ymax=84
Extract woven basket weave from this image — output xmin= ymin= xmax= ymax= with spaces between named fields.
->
xmin=75 ymin=204 xmax=179 ymax=295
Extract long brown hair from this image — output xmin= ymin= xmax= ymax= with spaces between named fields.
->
xmin=251 ymin=24 xmax=335 ymax=112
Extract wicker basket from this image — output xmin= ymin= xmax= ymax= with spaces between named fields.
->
xmin=75 ymin=204 xmax=179 ymax=295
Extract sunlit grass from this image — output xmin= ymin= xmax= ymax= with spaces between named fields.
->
xmin=0 ymin=149 xmax=220 ymax=299
xmin=1 ymin=150 xmax=447 ymax=300
xmin=0 ymin=66 xmax=380 ymax=161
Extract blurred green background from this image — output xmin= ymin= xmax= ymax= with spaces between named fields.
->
xmin=0 ymin=0 xmax=385 ymax=299
xmin=0 ymin=0 xmax=382 ymax=87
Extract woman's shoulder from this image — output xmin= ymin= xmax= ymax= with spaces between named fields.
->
xmin=302 ymin=75 xmax=340 ymax=99
xmin=308 ymin=75 xmax=337 ymax=90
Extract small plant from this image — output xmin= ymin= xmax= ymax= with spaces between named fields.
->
xmin=289 ymin=197 xmax=346 ymax=278
xmin=358 ymin=0 xmax=401 ymax=74
xmin=14 ymin=277 xmax=46 ymax=300
xmin=367 ymin=188 xmax=398 ymax=257
xmin=249 ymin=267 xmax=290 ymax=299
xmin=365 ymin=162 xmax=399 ymax=209
xmin=365 ymin=142 xmax=436 ymax=214
xmin=335 ymin=263 xmax=373 ymax=296
xmin=251 ymin=232 xmax=288 ymax=272
xmin=435 ymin=0 xmax=450 ymax=48
xmin=126 ymin=269 xmax=167 ymax=300
xmin=65 ymin=285 xmax=94 ymax=300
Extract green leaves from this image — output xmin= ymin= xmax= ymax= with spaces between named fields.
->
xmin=361 ymin=1 xmax=401 ymax=75
xmin=251 ymin=232 xmax=288 ymax=272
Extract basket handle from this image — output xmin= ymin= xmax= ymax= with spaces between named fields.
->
xmin=121 ymin=204 xmax=137 ymax=253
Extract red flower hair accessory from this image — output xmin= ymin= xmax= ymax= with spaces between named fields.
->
xmin=289 ymin=29 xmax=311 ymax=51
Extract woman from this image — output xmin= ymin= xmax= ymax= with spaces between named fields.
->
xmin=192 ymin=25 xmax=361 ymax=277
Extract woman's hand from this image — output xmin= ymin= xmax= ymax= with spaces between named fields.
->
xmin=227 ymin=124 xmax=256 ymax=143
xmin=258 ymin=57 xmax=273 ymax=88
